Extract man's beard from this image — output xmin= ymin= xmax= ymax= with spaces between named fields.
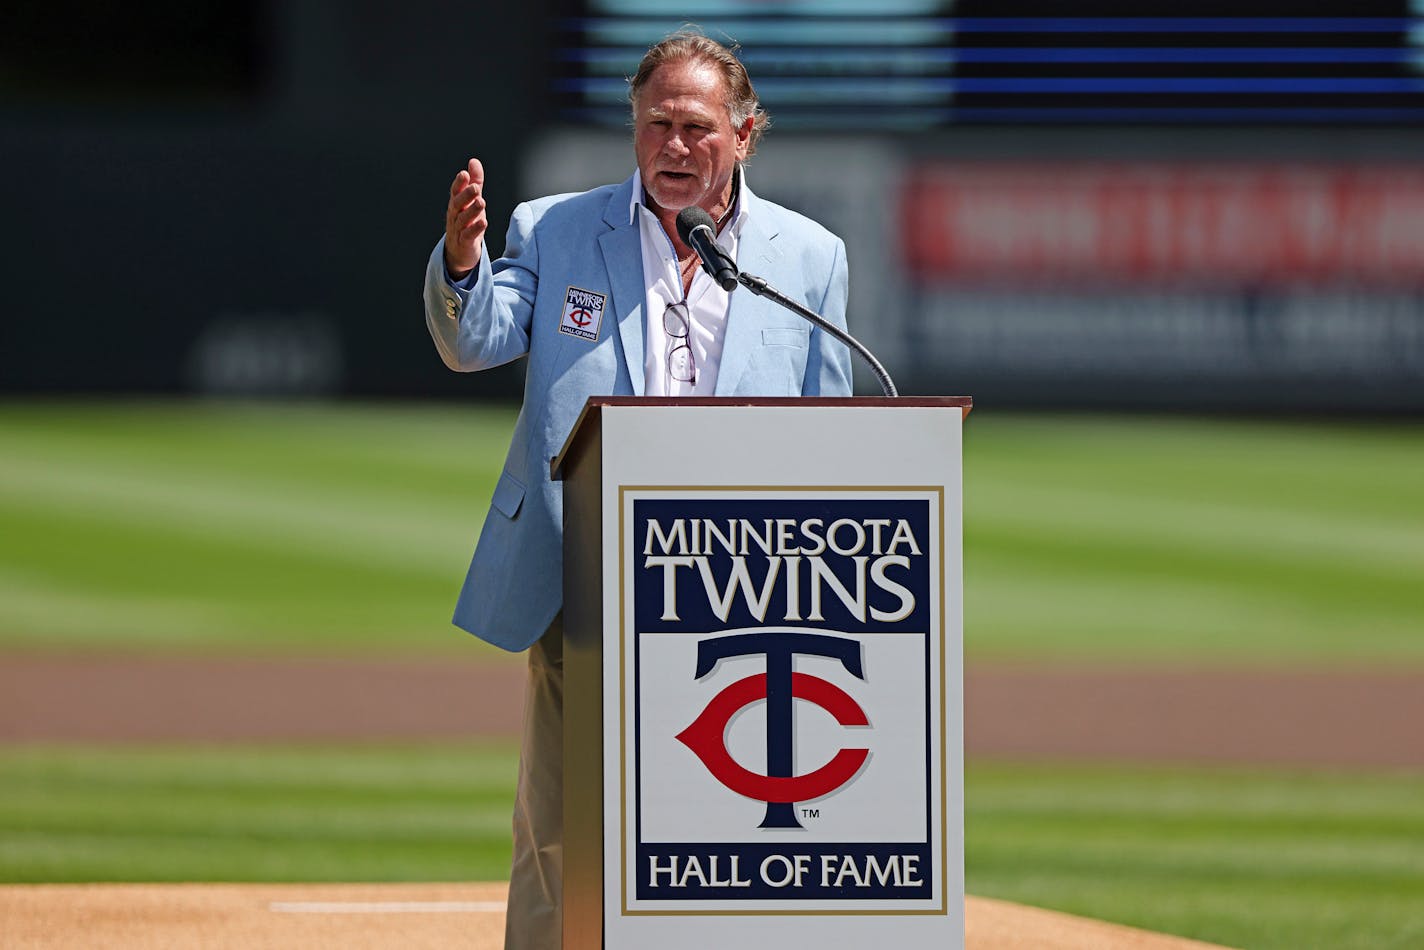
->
xmin=646 ymin=167 xmax=712 ymax=210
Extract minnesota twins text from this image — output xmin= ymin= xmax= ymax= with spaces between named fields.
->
xmin=643 ymin=516 xmax=923 ymax=623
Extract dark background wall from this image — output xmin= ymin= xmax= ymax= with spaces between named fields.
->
xmin=1 ymin=1 xmax=542 ymax=398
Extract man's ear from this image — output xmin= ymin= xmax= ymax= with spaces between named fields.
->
xmin=735 ymin=116 xmax=753 ymax=159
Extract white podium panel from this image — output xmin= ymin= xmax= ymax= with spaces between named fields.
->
xmin=589 ymin=402 xmax=965 ymax=950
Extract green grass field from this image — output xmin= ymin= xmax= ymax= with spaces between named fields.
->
xmin=0 ymin=745 xmax=1419 ymax=950
xmin=2 ymin=400 xmax=1421 ymax=663
xmin=2 ymin=400 xmax=1422 ymax=948
xmin=0 ymin=743 xmax=518 ymax=884
xmin=968 ymin=763 xmax=1424 ymax=950
xmin=0 ymin=401 xmax=512 ymax=656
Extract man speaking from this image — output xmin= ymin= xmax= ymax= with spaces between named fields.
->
xmin=422 ymin=29 xmax=852 ymax=949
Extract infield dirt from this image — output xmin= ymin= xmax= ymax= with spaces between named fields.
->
xmin=3 ymin=653 xmax=1421 ymax=768
xmin=0 ymin=882 xmax=1230 ymax=949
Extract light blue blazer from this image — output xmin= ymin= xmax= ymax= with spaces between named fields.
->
xmin=423 ymin=172 xmax=853 ymax=651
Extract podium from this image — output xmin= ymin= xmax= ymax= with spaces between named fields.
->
xmin=553 ymin=396 xmax=970 ymax=950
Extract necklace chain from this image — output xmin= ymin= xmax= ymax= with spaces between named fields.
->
xmin=677 ymin=192 xmax=734 ymax=290
xmin=680 ymin=204 xmax=732 ymax=266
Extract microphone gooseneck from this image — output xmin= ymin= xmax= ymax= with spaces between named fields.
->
xmin=674 ymin=204 xmax=898 ymax=397
xmin=736 ymin=272 xmax=899 ymax=398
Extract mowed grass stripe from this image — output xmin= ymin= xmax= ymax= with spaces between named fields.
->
xmin=974 ymin=515 xmax=1418 ymax=612
xmin=0 ymin=566 xmax=456 ymax=651
xmin=967 ymin=565 xmax=1424 ymax=661
xmin=967 ymin=414 xmax=1424 ymax=511
xmin=0 ymin=428 xmax=496 ymax=506
xmin=972 ymin=479 xmax=1423 ymax=574
xmin=0 ymin=504 xmax=452 ymax=598
xmin=0 ymin=397 xmax=505 ymax=457
xmin=0 ymin=450 xmax=477 ymax=574
xmin=0 ymin=504 xmax=461 ymax=649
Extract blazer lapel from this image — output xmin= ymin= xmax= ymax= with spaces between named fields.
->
xmin=716 ymin=200 xmax=783 ymax=396
xmin=599 ymin=177 xmax=646 ymax=396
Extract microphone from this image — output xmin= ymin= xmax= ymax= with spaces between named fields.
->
xmin=675 ymin=206 xmax=739 ymax=291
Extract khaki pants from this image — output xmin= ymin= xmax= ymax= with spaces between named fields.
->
xmin=505 ymin=618 xmax=563 ymax=950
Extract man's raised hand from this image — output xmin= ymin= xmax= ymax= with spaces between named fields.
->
xmin=444 ymin=158 xmax=487 ymax=280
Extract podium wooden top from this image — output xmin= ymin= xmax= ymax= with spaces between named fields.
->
xmin=550 ymin=395 xmax=972 ymax=480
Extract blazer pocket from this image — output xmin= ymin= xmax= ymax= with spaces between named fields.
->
xmin=762 ymin=327 xmax=809 ymax=346
xmin=490 ymin=470 xmax=526 ymax=519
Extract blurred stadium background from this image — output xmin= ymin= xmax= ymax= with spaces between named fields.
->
xmin=2 ymin=3 xmax=1422 ymax=948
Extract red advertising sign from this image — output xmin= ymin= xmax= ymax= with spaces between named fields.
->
xmin=902 ymin=163 xmax=1424 ymax=285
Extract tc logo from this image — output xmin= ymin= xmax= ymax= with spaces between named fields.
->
xmin=676 ymin=631 xmax=868 ymax=828
xmin=567 ymin=307 xmax=593 ymax=327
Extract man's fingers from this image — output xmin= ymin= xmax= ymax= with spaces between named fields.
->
xmin=450 ymin=185 xmax=485 ymax=224
xmin=449 ymin=159 xmax=483 ymax=204
xmin=447 ymin=182 xmax=481 ymax=221
xmin=453 ymin=200 xmax=487 ymax=239
xmin=452 ymin=191 xmax=485 ymax=225
xmin=447 ymin=160 xmax=485 ymax=222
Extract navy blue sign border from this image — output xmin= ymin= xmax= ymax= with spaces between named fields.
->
xmin=627 ymin=491 xmax=938 ymax=907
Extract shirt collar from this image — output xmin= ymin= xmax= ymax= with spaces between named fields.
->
xmin=629 ymin=167 xmax=750 ymax=237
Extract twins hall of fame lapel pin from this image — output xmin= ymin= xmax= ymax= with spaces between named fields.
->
xmin=559 ymin=286 xmax=607 ymax=341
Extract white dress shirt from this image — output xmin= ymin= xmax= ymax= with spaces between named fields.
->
xmin=630 ymin=171 xmax=749 ymax=397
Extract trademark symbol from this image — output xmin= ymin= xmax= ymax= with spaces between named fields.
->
xmin=800 ymin=807 xmax=820 ymax=819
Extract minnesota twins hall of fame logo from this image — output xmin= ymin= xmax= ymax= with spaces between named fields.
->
xmin=620 ymin=489 xmax=949 ymax=915
xmin=559 ymin=285 xmax=606 ymax=341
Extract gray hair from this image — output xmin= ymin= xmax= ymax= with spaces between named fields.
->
xmin=627 ymin=29 xmax=770 ymax=159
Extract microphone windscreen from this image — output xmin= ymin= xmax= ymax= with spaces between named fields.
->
xmin=675 ymin=205 xmax=716 ymax=245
